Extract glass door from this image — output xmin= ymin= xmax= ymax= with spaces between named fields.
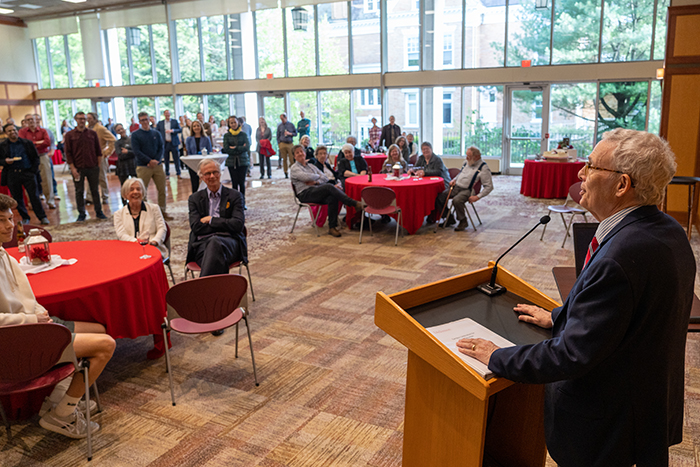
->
xmin=503 ymin=85 xmax=550 ymax=174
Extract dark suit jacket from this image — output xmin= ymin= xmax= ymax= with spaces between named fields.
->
xmin=156 ymin=118 xmax=181 ymax=147
xmin=489 ymin=206 xmax=695 ymax=467
xmin=336 ymin=155 xmax=368 ymax=187
xmin=0 ymin=137 xmax=40 ymax=186
xmin=186 ymin=186 xmax=247 ymax=265
xmin=379 ymin=124 xmax=401 ymax=148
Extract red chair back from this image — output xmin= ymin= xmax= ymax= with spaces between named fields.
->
xmin=473 ymin=180 xmax=482 ymax=196
xmin=3 ymin=225 xmax=52 ymax=249
xmin=569 ymin=181 xmax=583 ymax=204
xmin=448 ymin=168 xmax=461 ymax=179
xmin=0 ymin=324 xmax=72 ymax=385
xmin=166 ymin=274 xmax=247 ymax=324
xmin=409 ymin=155 xmax=417 ymax=166
xmin=362 ymin=186 xmax=396 ymax=210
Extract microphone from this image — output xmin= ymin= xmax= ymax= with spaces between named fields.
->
xmin=477 ymin=215 xmax=551 ymax=297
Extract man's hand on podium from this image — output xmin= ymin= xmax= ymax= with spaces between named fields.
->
xmin=456 ymin=338 xmax=499 ymax=365
xmin=513 ymin=304 xmax=553 ymax=329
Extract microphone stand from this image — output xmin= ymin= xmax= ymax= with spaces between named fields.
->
xmin=477 ymin=216 xmax=551 ymax=297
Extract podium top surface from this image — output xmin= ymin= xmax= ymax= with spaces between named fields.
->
xmin=407 ymin=288 xmax=551 ymax=346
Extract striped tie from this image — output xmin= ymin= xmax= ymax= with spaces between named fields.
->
xmin=582 ymin=236 xmax=599 ymax=271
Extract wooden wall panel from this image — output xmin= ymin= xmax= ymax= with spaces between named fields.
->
xmin=660 ymin=5 xmax=700 ymax=220
xmin=6 ymin=83 xmax=34 ymax=101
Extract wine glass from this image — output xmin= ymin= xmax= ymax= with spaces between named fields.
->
xmin=138 ymin=233 xmax=152 ymax=259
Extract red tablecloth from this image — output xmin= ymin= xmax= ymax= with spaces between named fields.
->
xmin=520 ymin=160 xmax=585 ymax=199
xmin=333 ymin=153 xmax=387 ymax=174
xmin=51 ymin=149 xmax=63 ymax=165
xmin=345 ymin=174 xmax=444 ymax=235
xmin=6 ymin=240 xmax=169 ymax=339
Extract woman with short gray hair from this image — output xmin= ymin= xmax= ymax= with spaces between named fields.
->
xmin=114 ymin=178 xmax=168 ymax=258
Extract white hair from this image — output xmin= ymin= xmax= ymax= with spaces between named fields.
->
xmin=604 ymin=129 xmax=677 ymax=206
xmin=197 ymin=158 xmax=220 ymax=176
xmin=120 ymin=177 xmax=146 ymax=200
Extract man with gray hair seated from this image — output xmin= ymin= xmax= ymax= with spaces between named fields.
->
xmin=456 ymin=129 xmax=694 ymax=467
xmin=290 ymin=144 xmax=362 ymax=237
xmin=336 ymin=136 xmax=362 ymax=161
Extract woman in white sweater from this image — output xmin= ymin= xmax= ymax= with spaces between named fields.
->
xmin=113 ymin=178 xmax=168 ymax=259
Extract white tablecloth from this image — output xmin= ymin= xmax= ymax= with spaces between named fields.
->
xmin=181 ymin=155 xmax=230 ymax=189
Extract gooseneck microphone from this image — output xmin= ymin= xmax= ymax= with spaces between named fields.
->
xmin=477 ymin=215 xmax=551 ymax=297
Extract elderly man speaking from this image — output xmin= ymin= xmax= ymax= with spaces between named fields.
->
xmin=457 ymin=129 xmax=695 ymax=467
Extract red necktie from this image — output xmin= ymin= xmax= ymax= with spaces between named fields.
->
xmin=582 ymin=236 xmax=599 ymax=271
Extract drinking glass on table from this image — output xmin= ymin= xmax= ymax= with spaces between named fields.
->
xmin=407 ymin=164 xmax=414 ymax=175
xmin=137 ymin=232 xmax=152 ymax=259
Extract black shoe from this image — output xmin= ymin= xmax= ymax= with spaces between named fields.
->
xmin=76 ymin=213 xmax=86 ymax=222
xmin=260 ymin=175 xmax=264 ymax=179
xmin=381 ymin=215 xmax=391 ymax=224
xmin=211 ymin=329 xmax=225 ymax=336
xmin=285 ymin=173 xmax=288 ymax=179
xmin=96 ymin=212 xmax=108 ymax=220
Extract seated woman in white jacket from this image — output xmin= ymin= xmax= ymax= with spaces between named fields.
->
xmin=113 ymin=178 xmax=168 ymax=259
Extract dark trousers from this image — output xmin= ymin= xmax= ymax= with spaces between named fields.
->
xmin=74 ymin=166 xmax=104 ymax=216
xmin=435 ymin=186 xmax=471 ymax=221
xmin=163 ymin=142 xmax=180 ymax=176
xmin=6 ymin=170 xmax=47 ymax=221
xmin=228 ymin=165 xmax=247 ymax=203
xmin=187 ymin=166 xmax=200 ymax=193
xmin=191 ymin=235 xmax=242 ymax=276
xmin=259 ymin=157 xmax=272 ymax=178
xmin=297 ymin=184 xmax=356 ymax=229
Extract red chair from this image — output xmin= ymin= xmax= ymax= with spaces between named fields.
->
xmin=290 ymin=183 xmax=322 ymax=237
xmin=162 ymin=274 xmax=259 ymax=406
xmin=409 ymin=154 xmax=418 ymax=166
xmin=184 ymin=226 xmax=254 ymax=301
xmin=2 ymin=224 xmax=52 ymax=249
xmin=540 ymin=181 xmax=588 ymax=248
xmin=448 ymin=167 xmax=460 ymax=180
xmin=0 ymin=323 xmax=99 ymax=461
xmin=359 ymin=186 xmax=403 ymax=246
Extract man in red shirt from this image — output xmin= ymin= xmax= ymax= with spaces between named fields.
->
xmin=18 ymin=114 xmax=55 ymax=209
xmin=63 ymin=112 xmax=107 ymax=222
xmin=129 ymin=117 xmax=140 ymax=134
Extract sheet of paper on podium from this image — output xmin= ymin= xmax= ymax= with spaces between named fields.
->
xmin=426 ymin=317 xmax=515 ymax=380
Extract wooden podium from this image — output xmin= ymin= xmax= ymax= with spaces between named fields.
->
xmin=375 ymin=263 xmax=561 ymax=467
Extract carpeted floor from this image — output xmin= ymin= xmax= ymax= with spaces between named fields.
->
xmin=3 ymin=173 xmax=700 ymax=466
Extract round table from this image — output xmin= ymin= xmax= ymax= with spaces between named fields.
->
xmin=181 ymin=154 xmax=230 ymax=187
xmin=520 ymin=159 xmax=585 ymax=198
xmin=6 ymin=240 xmax=169 ymax=340
xmin=345 ymin=174 xmax=444 ymax=235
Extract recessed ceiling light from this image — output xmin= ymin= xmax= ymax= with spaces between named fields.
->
xmin=62 ymin=0 xmax=87 ymax=3
xmin=0 ymin=7 xmax=14 ymax=13
xmin=20 ymin=4 xmax=42 ymax=8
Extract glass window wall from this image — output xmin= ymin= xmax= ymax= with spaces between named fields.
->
xmin=548 ymin=83 xmax=596 ymax=156
xmin=35 ymin=39 xmax=51 ymax=89
xmin=351 ymin=0 xmax=380 ymax=73
xmin=469 ymin=0 xmax=506 ymax=68
xmin=552 ymin=0 xmax=601 ymax=64
xmin=424 ymin=0 xmax=463 ymax=70
xmin=601 ymin=0 xmax=654 ymax=62
xmin=318 ymin=2 xmax=349 ymax=75
xmin=201 ymin=16 xmax=227 ymax=81
xmin=256 ymin=9 xmax=285 ymax=78
xmin=67 ymin=33 xmax=87 ymax=87
xmin=130 ymin=26 xmax=154 ymax=85
xmin=48 ymin=36 xmax=69 ymax=89
xmin=289 ymin=92 xmax=318 ymax=145
xmin=286 ymin=6 xmax=317 ymax=77
xmin=388 ymin=0 xmax=421 ymax=72
xmin=152 ymin=24 xmax=172 ymax=84
xmin=177 ymin=19 xmax=202 ymax=82
xmin=507 ymin=0 xmax=551 ymax=67
xmin=463 ymin=86 xmax=504 ymax=159
xmin=597 ymin=81 xmax=648 ymax=141
xmin=320 ymin=90 xmax=350 ymax=150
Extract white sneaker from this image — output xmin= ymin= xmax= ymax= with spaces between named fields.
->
xmin=39 ymin=408 xmax=100 ymax=439
xmin=39 ymin=397 xmax=98 ymax=417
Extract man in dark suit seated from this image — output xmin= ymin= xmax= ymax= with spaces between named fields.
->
xmin=457 ymin=129 xmax=695 ymax=467
xmin=187 ymin=159 xmax=247 ymax=335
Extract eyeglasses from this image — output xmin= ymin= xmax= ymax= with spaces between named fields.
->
xmin=201 ymin=170 xmax=220 ymax=177
xmin=583 ymin=162 xmax=635 ymax=187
